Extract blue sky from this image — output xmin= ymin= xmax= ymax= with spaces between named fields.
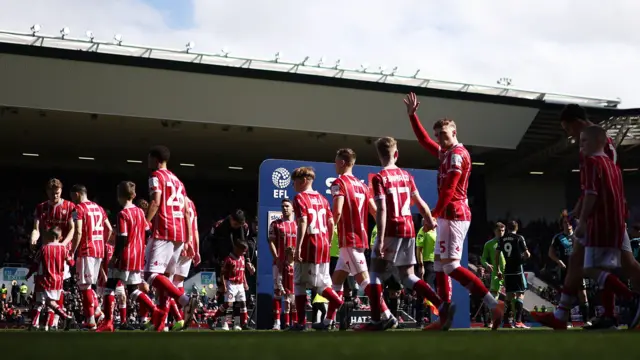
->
xmin=141 ymin=0 xmax=193 ymax=29
xmin=0 ymin=0 xmax=639 ymax=107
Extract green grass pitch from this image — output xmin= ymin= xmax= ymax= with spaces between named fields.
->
xmin=1 ymin=329 xmax=637 ymax=359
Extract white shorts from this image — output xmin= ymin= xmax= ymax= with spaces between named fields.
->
xmin=174 ymin=256 xmax=193 ymax=278
xmin=294 ymin=262 xmax=332 ymax=291
xmin=224 ymin=281 xmax=246 ymax=302
xmin=273 ymin=265 xmax=283 ymax=293
xmin=76 ymin=256 xmax=102 ymax=285
xmin=584 ymin=247 xmax=621 ymax=269
xmin=435 ymin=218 xmax=470 ymax=260
xmin=63 ymin=262 xmax=71 ymax=280
xmin=108 ymin=269 xmax=143 ymax=285
xmin=37 ymin=290 xmax=62 ymax=302
xmin=336 ymin=247 xmax=368 ymax=275
xmin=144 ymin=239 xmax=184 ymax=275
xmin=115 ymin=284 xmax=126 ymax=297
xmin=371 ymin=237 xmax=416 ymax=267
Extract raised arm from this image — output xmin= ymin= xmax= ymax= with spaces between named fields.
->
xmin=30 ymin=208 xmax=40 ymax=247
xmin=405 ymin=92 xmax=440 ymax=157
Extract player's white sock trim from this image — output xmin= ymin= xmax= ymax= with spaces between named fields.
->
xmin=359 ymin=278 xmax=370 ymax=289
xmin=178 ymin=294 xmax=190 ymax=307
xmin=332 ymin=284 xmax=343 ymax=292
xmin=442 ymin=260 xmax=460 ymax=275
xmin=597 ymin=272 xmax=610 ymax=288
xmin=483 ymin=293 xmax=498 ymax=309
xmin=403 ymin=274 xmax=420 ymax=289
xmin=434 ymin=260 xmax=443 ymax=272
xmin=369 ymin=272 xmax=381 ymax=285
xmin=173 ymin=279 xmax=184 ymax=288
xmin=130 ymin=289 xmax=141 ymax=301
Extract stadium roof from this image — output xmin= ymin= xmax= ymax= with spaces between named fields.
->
xmin=0 ymin=29 xmax=622 ymax=109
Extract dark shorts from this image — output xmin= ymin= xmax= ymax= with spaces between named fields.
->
xmin=504 ymin=272 xmax=527 ymax=294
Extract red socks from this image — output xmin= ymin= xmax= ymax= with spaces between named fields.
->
xmin=273 ymin=298 xmax=281 ymax=321
xmin=151 ymin=275 xmax=184 ymax=302
xmin=82 ymin=289 xmax=95 ymax=319
xmin=413 ymin=279 xmax=442 ymax=308
xmin=283 ymin=313 xmax=290 ymax=326
xmin=603 ymin=272 xmax=634 ymax=299
xmin=322 ymin=288 xmax=344 ymax=322
xmin=601 ymin=289 xmax=615 ymax=317
xmin=119 ymin=305 xmax=127 ymax=324
xmin=449 ymin=267 xmax=489 ymax=298
xmin=294 ymin=295 xmax=307 ymax=325
xmin=168 ymin=298 xmax=183 ymax=321
xmin=364 ymin=284 xmax=383 ymax=321
xmin=436 ymin=272 xmax=452 ymax=303
xmin=104 ymin=294 xmax=115 ymax=321
xmin=47 ymin=311 xmax=55 ymax=327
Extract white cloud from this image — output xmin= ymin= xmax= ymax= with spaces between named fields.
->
xmin=1 ymin=0 xmax=638 ymax=106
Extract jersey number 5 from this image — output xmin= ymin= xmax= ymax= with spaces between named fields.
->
xmin=388 ymin=187 xmax=411 ymax=217
xmin=308 ymin=208 xmax=327 ymax=234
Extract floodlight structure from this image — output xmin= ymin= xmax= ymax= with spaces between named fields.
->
xmin=185 ymin=41 xmax=195 ymax=53
xmin=390 ymin=66 xmax=398 ymax=76
xmin=359 ymin=63 xmax=369 ymax=73
xmin=301 ymin=56 xmax=309 ymax=66
xmin=30 ymin=24 xmax=41 ymax=36
xmin=378 ymin=66 xmax=386 ymax=74
xmin=86 ymin=30 xmax=94 ymax=42
xmin=220 ymin=47 xmax=230 ymax=57
xmin=60 ymin=27 xmax=70 ymax=39
xmin=497 ymin=77 xmax=513 ymax=87
xmin=0 ymin=28 xmax=622 ymax=109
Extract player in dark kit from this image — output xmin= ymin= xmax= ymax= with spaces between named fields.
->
xmin=549 ymin=214 xmax=590 ymax=325
xmin=496 ymin=221 xmax=530 ymax=329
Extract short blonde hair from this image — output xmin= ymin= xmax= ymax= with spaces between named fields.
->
xmin=433 ymin=118 xmax=456 ymax=131
xmin=374 ymin=137 xmax=397 ymax=158
xmin=291 ymin=167 xmax=316 ymax=181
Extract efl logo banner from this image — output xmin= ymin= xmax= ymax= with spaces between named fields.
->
xmin=256 ymin=159 xmax=470 ymax=330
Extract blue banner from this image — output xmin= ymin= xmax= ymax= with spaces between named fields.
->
xmin=2 ymin=267 xmax=28 ymax=282
xmin=200 ymin=272 xmax=215 ymax=285
xmin=257 ymin=159 xmax=469 ymax=329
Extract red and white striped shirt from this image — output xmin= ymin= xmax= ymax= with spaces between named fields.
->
xmin=34 ymin=200 xmax=75 ymax=239
xmin=372 ymin=168 xmax=417 ymax=238
xmin=282 ymin=263 xmax=294 ymax=295
xmin=149 ymin=168 xmax=187 ymax=242
xmin=180 ymin=200 xmax=198 ymax=258
xmin=437 ymin=144 xmax=472 ymax=221
xmin=581 ymin=154 xmax=627 ymax=248
xmin=268 ymin=218 xmax=297 ymax=265
xmin=293 ymin=190 xmax=333 ymax=264
xmin=330 ymin=174 xmax=370 ymax=249
xmin=116 ymin=205 xmax=148 ymax=271
xmin=73 ymin=201 xmax=108 ymax=258
xmin=223 ymin=253 xmax=246 ymax=284
xmin=37 ymin=242 xmax=66 ymax=291
xmin=580 ymin=137 xmax=619 ymax=187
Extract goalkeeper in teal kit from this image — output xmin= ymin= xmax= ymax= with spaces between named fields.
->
xmin=481 ymin=223 xmax=506 ymax=298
